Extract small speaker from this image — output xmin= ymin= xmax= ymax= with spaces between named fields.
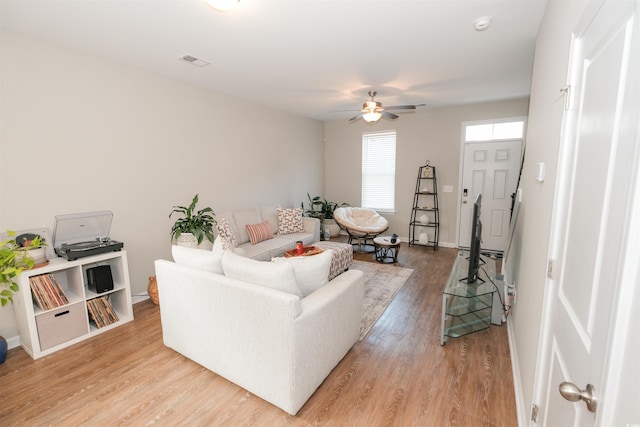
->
xmin=87 ymin=265 xmax=114 ymax=293
xmin=390 ymin=233 xmax=398 ymax=244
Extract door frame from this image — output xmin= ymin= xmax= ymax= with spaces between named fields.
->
xmin=456 ymin=117 xmax=527 ymax=250
xmin=531 ymin=0 xmax=640 ymax=423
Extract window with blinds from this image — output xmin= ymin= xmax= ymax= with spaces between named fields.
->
xmin=361 ymin=130 xmax=396 ymax=213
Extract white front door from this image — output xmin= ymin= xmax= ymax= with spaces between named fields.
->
xmin=535 ymin=1 xmax=640 ymax=425
xmin=458 ymin=140 xmax=522 ymax=251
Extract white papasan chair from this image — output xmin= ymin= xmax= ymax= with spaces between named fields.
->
xmin=333 ymin=207 xmax=389 ymax=252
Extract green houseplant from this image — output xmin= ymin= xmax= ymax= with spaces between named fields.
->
xmin=1 ymin=231 xmax=41 ymax=307
xmin=1 ymin=231 xmax=43 ymax=364
xmin=169 ymin=194 xmax=216 ymax=246
xmin=304 ymin=194 xmax=344 ymax=237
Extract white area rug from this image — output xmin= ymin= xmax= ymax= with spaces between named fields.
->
xmin=350 ymin=260 xmax=414 ymax=340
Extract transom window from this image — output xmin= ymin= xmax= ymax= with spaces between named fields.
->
xmin=464 ymin=119 xmax=525 ymax=142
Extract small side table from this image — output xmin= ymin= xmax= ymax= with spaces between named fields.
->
xmin=373 ymin=236 xmax=400 ymax=263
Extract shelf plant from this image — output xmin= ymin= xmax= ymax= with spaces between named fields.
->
xmin=1 ymin=231 xmax=42 ymax=307
xmin=169 ymin=194 xmax=216 ymax=245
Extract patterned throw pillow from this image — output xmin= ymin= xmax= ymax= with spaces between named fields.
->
xmin=216 ymin=218 xmax=237 ymax=251
xmin=246 ymin=220 xmax=273 ymax=245
xmin=276 ymin=207 xmax=305 ymax=234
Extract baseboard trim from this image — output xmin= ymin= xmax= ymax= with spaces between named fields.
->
xmin=507 ymin=316 xmax=528 ymax=426
xmin=6 ymin=335 xmax=21 ymax=350
xmin=132 ymin=293 xmax=150 ymax=305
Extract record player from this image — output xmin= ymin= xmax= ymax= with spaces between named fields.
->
xmin=53 ymin=210 xmax=124 ymax=261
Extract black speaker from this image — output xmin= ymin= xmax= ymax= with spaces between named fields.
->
xmin=87 ymin=265 xmax=114 ymax=293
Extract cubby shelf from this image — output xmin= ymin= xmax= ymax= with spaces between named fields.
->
xmin=13 ymin=251 xmax=133 ymax=359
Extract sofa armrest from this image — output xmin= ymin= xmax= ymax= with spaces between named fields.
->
xmin=289 ymin=269 xmax=364 ymax=412
xmin=302 ymin=217 xmax=321 ymax=242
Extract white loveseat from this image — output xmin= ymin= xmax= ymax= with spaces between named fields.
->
xmin=216 ymin=206 xmax=320 ymax=261
xmin=154 ymin=245 xmax=365 ymax=415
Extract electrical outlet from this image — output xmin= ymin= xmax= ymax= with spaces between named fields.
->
xmin=508 ymin=283 xmax=516 ymax=304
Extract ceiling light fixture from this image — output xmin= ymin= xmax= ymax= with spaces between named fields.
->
xmin=205 ymin=0 xmax=240 ymax=11
xmin=474 ymin=16 xmax=492 ymax=31
xmin=362 ymin=100 xmax=383 ymax=123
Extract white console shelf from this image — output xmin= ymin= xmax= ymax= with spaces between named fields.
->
xmin=13 ymin=250 xmax=133 ymax=359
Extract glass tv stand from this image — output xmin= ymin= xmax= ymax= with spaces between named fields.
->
xmin=441 ymin=250 xmax=499 ymax=345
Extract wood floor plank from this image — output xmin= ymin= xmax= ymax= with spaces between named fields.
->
xmin=0 ymin=239 xmax=517 ymax=426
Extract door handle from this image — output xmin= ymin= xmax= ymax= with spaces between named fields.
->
xmin=559 ymin=382 xmax=597 ymax=413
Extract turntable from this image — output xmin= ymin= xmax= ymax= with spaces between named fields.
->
xmin=53 ymin=210 xmax=124 ymax=261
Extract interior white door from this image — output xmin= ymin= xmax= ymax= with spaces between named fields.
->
xmin=458 ymin=140 xmax=522 ymax=251
xmin=536 ymin=1 xmax=640 ymax=425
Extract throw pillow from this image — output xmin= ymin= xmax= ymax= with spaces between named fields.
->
xmin=216 ymin=217 xmax=237 ymax=251
xmin=274 ymin=249 xmax=333 ymax=297
xmin=246 ymin=220 xmax=273 ymax=245
xmin=276 ymin=207 xmax=305 ymax=234
xmin=172 ymin=245 xmax=223 ymax=274
xmin=222 ymin=251 xmax=301 ymax=297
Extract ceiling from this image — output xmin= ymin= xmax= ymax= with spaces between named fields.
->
xmin=0 ymin=0 xmax=547 ymax=122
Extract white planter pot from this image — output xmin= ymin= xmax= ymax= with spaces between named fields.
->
xmin=176 ymin=233 xmax=198 ymax=248
xmin=176 ymin=233 xmax=213 ymax=250
xmin=15 ymin=247 xmax=48 ymax=267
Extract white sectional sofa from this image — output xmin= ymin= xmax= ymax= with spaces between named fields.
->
xmin=216 ymin=206 xmax=320 ymax=260
xmin=155 ymin=246 xmax=365 ymax=415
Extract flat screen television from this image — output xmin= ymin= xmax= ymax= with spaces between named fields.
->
xmin=467 ymin=193 xmax=483 ymax=284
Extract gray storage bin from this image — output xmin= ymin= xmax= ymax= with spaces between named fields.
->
xmin=36 ymin=302 xmax=88 ymax=351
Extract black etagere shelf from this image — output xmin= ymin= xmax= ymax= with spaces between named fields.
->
xmin=409 ymin=161 xmax=440 ymax=250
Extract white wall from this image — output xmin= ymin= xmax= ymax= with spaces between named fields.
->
xmin=323 ymin=98 xmax=529 ymax=247
xmin=506 ymin=0 xmax=589 ymax=423
xmin=0 ymin=30 xmax=324 ymax=339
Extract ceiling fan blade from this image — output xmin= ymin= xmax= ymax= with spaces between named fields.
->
xmin=381 ymin=111 xmax=399 ymax=120
xmin=386 ymin=103 xmax=427 ymax=110
xmin=349 ymin=113 xmax=363 ymax=122
xmin=385 ymin=105 xmax=417 ymax=110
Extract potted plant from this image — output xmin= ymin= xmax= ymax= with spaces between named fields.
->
xmin=14 ymin=233 xmax=48 ymax=268
xmin=303 ymin=193 xmax=325 ymax=220
xmin=1 ymin=231 xmax=41 ymax=364
xmin=169 ymin=194 xmax=216 ymax=248
xmin=304 ymin=194 xmax=344 ymax=238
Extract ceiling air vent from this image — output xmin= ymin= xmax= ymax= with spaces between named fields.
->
xmin=177 ymin=54 xmax=210 ymax=67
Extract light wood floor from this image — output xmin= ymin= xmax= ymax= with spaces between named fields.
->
xmin=0 ymin=240 xmax=517 ymax=426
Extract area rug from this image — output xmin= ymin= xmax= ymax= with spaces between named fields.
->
xmin=350 ymin=260 xmax=414 ymax=340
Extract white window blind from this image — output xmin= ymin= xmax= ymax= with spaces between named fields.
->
xmin=362 ymin=131 xmax=396 ymax=212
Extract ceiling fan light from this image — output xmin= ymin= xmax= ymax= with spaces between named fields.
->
xmin=363 ymin=111 xmax=382 ymax=123
xmin=205 ymin=0 xmax=240 ymax=11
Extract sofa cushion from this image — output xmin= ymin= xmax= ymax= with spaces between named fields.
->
xmin=277 ymin=207 xmax=304 ymax=234
xmin=222 ymin=251 xmax=302 ymax=297
xmin=246 ymin=220 xmax=273 ymax=245
xmin=233 ymin=207 xmax=262 ymax=245
xmin=216 ymin=218 xmax=237 ymax=251
xmin=274 ymin=249 xmax=333 ymax=297
xmin=260 ymin=206 xmax=280 ymax=235
xmin=237 ymin=237 xmax=292 ymax=261
xmin=172 ymin=244 xmax=223 ymax=274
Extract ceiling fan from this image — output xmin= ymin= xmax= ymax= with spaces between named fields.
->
xmin=348 ymin=91 xmax=424 ymax=123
